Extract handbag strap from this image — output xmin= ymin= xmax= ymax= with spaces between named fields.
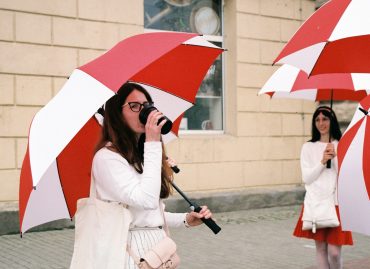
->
xmin=126 ymin=201 xmax=170 ymax=263
xmin=89 ymin=175 xmax=97 ymax=198
xmin=126 ymin=246 xmax=141 ymax=265
xmin=160 ymin=200 xmax=170 ymax=237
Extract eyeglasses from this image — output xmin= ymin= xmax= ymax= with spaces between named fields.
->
xmin=122 ymin=101 xmax=153 ymax=112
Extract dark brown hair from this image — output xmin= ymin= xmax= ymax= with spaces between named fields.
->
xmin=310 ymin=106 xmax=342 ymax=142
xmin=96 ymin=82 xmax=173 ymax=198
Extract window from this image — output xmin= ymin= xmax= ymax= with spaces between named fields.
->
xmin=144 ymin=0 xmax=224 ymax=131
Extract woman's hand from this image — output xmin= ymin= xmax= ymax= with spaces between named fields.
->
xmin=145 ymin=110 xmax=167 ymax=142
xmin=321 ymin=143 xmax=336 ymax=165
xmin=166 ymin=157 xmax=177 ymax=168
xmin=185 ymin=206 xmax=213 ymax=227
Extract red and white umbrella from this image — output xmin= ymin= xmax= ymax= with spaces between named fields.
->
xmin=337 ymin=95 xmax=370 ymax=235
xmin=19 ymin=32 xmax=223 ymax=234
xmin=259 ymin=64 xmax=370 ymax=101
xmin=274 ymin=0 xmax=370 ymax=76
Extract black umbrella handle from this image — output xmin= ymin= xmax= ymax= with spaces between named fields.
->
xmin=169 ymin=168 xmax=222 ymax=234
xmin=171 ymin=165 xmax=180 ymax=173
xmin=192 ymin=205 xmax=222 ymax=234
xmin=326 ymin=159 xmax=331 ymax=168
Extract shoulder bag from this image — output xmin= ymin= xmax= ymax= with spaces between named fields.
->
xmin=127 ymin=203 xmax=180 ymax=269
xmin=302 ymin=190 xmax=339 ymax=233
xmin=70 ymin=175 xmax=132 ymax=269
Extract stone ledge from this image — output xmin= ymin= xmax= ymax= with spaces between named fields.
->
xmin=0 ymin=185 xmax=305 ymax=235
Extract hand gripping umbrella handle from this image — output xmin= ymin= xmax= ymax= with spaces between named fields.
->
xmin=169 ymin=165 xmax=222 ymax=234
xmin=326 ymin=159 xmax=331 ymax=169
xmin=192 ymin=205 xmax=222 ymax=234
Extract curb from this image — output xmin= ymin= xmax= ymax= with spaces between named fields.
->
xmin=0 ymin=185 xmax=305 ymax=235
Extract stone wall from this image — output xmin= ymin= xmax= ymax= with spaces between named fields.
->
xmin=0 ymin=0 xmax=317 ymax=202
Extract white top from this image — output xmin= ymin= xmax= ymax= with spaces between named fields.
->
xmin=300 ymin=141 xmax=339 ymax=205
xmin=92 ymin=141 xmax=187 ymax=228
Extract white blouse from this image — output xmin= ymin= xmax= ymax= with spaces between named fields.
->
xmin=300 ymin=140 xmax=339 ymax=205
xmin=92 ymin=141 xmax=187 ymax=228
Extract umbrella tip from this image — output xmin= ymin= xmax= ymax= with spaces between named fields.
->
xmin=33 ymin=186 xmax=36 ymax=190
xmin=359 ymin=107 xmax=369 ymax=115
xmin=20 ymin=232 xmax=23 ymax=238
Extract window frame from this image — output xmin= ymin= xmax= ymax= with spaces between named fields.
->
xmin=143 ymin=0 xmax=225 ymax=134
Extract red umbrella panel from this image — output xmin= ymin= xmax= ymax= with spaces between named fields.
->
xmin=259 ymin=64 xmax=370 ymax=101
xmin=337 ymin=95 xmax=370 ymax=235
xmin=19 ymin=32 xmax=224 ymax=233
xmin=274 ymin=0 xmax=370 ymax=76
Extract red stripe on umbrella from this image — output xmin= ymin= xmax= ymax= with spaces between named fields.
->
xmin=79 ymin=32 xmax=198 ymax=92
xmin=56 ymin=117 xmax=102 ymax=218
xmin=315 ymin=89 xmax=367 ymax=102
xmin=274 ymin=0 xmax=351 ymax=64
xmin=19 ymin=145 xmax=33 ymax=231
xmin=291 ymin=72 xmax=355 ymax=90
xmin=337 ymin=117 xmax=364 ymax=170
xmin=131 ymin=45 xmax=221 ymax=103
xmin=312 ymin=35 xmax=370 ymax=75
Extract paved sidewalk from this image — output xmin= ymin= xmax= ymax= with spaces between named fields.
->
xmin=0 ymin=205 xmax=369 ymax=269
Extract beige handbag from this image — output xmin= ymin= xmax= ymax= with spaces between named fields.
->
xmin=127 ymin=204 xmax=180 ymax=269
xmin=302 ymin=191 xmax=339 ymax=233
xmin=70 ymin=175 xmax=132 ymax=269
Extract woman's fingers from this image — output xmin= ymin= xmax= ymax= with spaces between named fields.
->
xmin=145 ymin=110 xmax=164 ymax=141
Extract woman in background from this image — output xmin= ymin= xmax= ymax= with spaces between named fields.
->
xmin=293 ymin=106 xmax=353 ymax=269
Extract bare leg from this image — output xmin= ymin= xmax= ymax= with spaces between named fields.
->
xmin=327 ymin=244 xmax=342 ymax=269
xmin=315 ymin=240 xmax=329 ymax=269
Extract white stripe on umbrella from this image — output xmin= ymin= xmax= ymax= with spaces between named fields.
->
xmin=136 ymin=83 xmax=193 ymax=143
xmin=259 ymin=64 xmax=300 ymax=93
xmin=266 ymin=90 xmax=317 ymax=100
xmin=183 ymin=35 xmax=220 ymax=48
xmin=29 ymin=69 xmax=114 ymax=187
xmin=22 ymin=160 xmax=69 ymax=233
xmin=352 ymin=73 xmax=370 ymax=90
xmin=276 ymin=43 xmax=326 ymax=75
xmin=330 ymin=0 xmax=370 ymax=41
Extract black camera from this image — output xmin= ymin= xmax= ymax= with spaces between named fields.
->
xmin=139 ymin=103 xmax=173 ymax=135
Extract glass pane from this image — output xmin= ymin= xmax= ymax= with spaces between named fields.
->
xmin=144 ymin=0 xmax=222 ymax=35
xmin=181 ymin=97 xmax=223 ymax=130
xmin=181 ymin=42 xmax=223 ymax=131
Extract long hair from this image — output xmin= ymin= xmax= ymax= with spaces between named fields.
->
xmin=310 ymin=106 xmax=342 ymax=142
xmin=96 ymin=82 xmax=173 ymax=198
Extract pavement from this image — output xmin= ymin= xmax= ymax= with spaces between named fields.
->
xmin=0 ymin=205 xmax=369 ymax=269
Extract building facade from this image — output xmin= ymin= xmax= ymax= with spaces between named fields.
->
xmin=0 ymin=0 xmax=317 ymax=203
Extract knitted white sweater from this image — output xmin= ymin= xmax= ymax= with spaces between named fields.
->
xmin=300 ymin=140 xmax=339 ymax=205
xmin=93 ymin=142 xmax=186 ymax=228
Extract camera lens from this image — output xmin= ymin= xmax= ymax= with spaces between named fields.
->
xmin=139 ymin=103 xmax=173 ymax=135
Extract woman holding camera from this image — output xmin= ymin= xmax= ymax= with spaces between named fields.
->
xmin=92 ymin=82 xmax=212 ymax=268
xmin=293 ymin=106 xmax=353 ymax=269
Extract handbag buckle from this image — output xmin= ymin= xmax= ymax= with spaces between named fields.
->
xmin=163 ymin=259 xmax=173 ymax=269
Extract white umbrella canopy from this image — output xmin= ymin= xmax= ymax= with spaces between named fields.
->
xmin=337 ymin=95 xmax=370 ymax=235
xmin=19 ymin=32 xmax=224 ymax=234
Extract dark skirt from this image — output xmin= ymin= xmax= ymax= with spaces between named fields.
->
xmin=293 ymin=205 xmax=353 ymax=246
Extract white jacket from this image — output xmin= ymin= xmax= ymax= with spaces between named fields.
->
xmin=93 ymin=141 xmax=186 ymax=228
xmin=300 ymin=141 xmax=339 ymax=205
